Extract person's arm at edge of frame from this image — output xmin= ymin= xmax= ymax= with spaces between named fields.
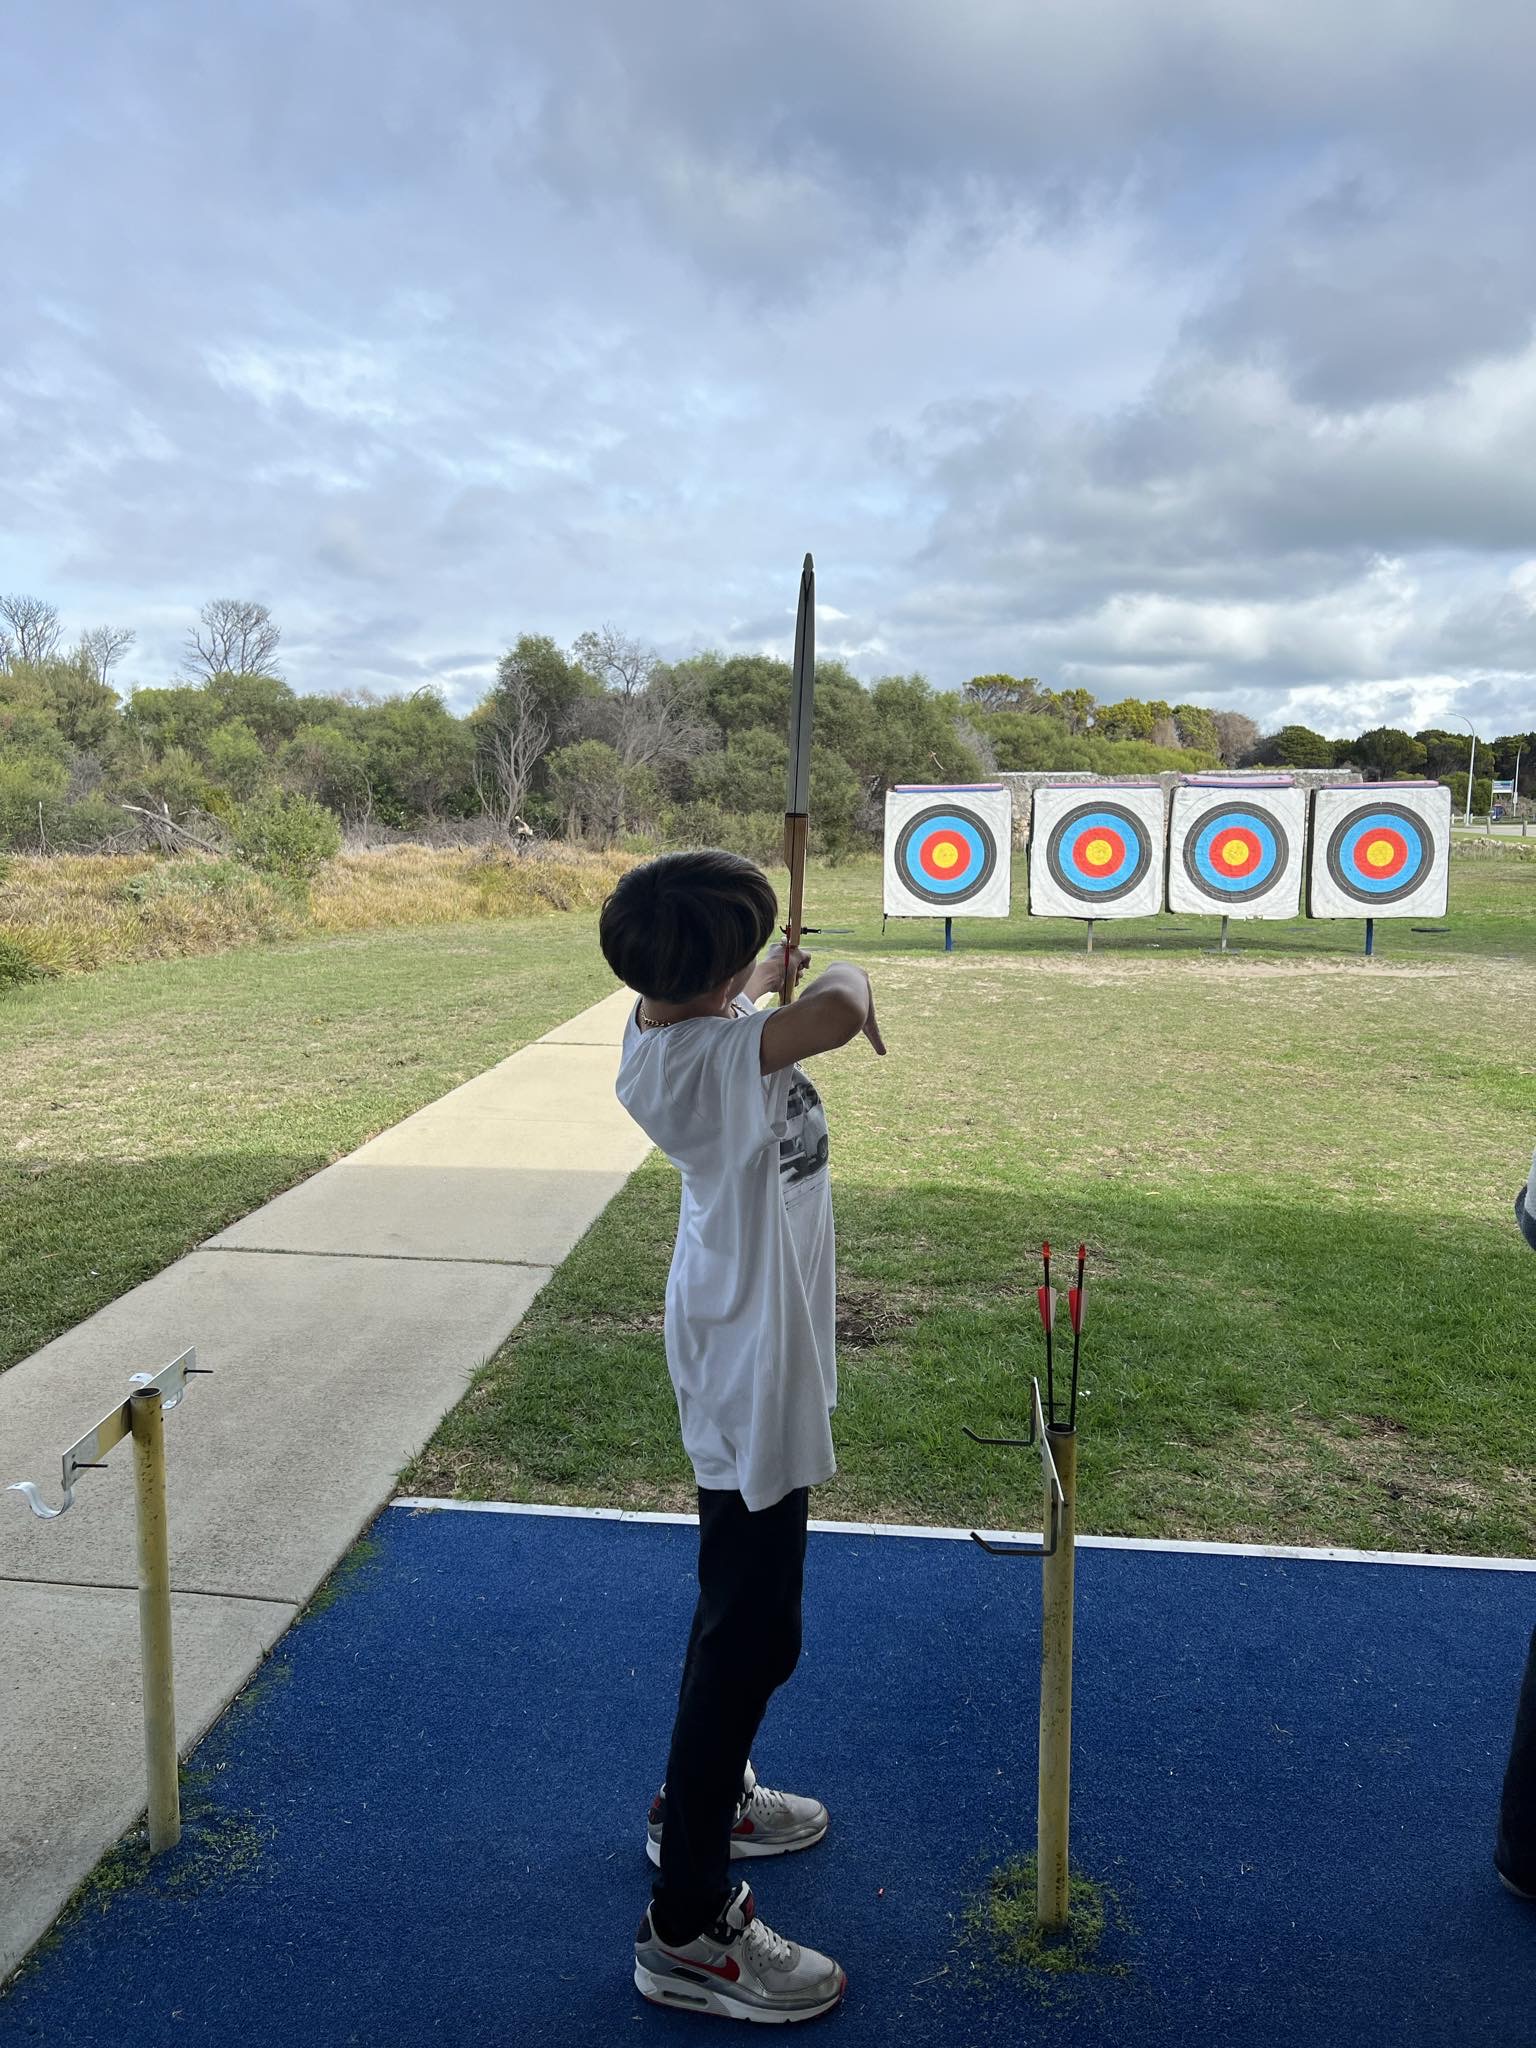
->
xmin=758 ymin=962 xmax=885 ymax=1076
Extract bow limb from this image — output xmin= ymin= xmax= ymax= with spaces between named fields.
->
xmin=780 ymin=551 xmax=816 ymax=1005
xmin=780 ymin=811 xmax=809 ymax=1005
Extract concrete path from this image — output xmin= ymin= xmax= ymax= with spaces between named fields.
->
xmin=0 ymin=986 xmax=647 ymax=1985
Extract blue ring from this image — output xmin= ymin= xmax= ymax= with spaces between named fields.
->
xmin=1053 ymin=807 xmax=1145 ymax=895
xmin=901 ymin=812 xmax=989 ymax=898
xmin=1190 ymin=809 xmax=1281 ymax=898
xmin=1333 ymin=809 xmax=1428 ymax=899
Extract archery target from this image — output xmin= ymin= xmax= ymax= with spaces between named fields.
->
xmin=883 ymin=784 xmax=1012 ymax=918
xmin=1029 ymin=785 xmax=1166 ymax=919
xmin=1167 ymin=784 xmax=1306 ymax=918
xmin=1308 ymin=784 xmax=1450 ymax=919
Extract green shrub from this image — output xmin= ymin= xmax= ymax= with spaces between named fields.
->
xmin=663 ymin=802 xmax=785 ymax=867
xmin=232 ymin=792 xmax=341 ymax=880
xmin=0 ymin=931 xmax=53 ymax=990
xmin=118 ymin=858 xmax=254 ymax=904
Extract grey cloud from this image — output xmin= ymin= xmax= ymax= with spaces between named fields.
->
xmin=4 ymin=0 xmax=1536 ymax=739
xmin=1197 ymin=173 xmax=1536 ymax=408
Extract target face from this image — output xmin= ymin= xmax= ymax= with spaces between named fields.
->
xmin=883 ymin=785 xmax=1013 ymax=919
xmin=1029 ymin=786 xmax=1166 ymax=919
xmin=1308 ymin=785 xmax=1450 ymax=919
xmin=1167 ymin=784 xmax=1305 ymax=917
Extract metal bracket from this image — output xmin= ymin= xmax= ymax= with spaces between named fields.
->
xmin=8 ymin=1349 xmax=204 ymax=1520
xmin=964 ymin=1378 xmax=1067 ymax=1559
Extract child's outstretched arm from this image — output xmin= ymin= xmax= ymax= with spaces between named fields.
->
xmin=759 ymin=963 xmax=885 ymax=1075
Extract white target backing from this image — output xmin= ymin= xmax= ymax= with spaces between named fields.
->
xmin=1167 ymin=780 xmax=1307 ymax=919
xmin=1029 ymin=785 xmax=1167 ymax=919
xmin=1308 ymin=783 xmax=1451 ymax=919
xmin=883 ymin=785 xmax=1013 ymax=918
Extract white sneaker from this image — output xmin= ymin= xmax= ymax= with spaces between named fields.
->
xmin=634 ymin=1881 xmax=847 ymax=2024
xmin=647 ymin=1761 xmax=830 ymax=1868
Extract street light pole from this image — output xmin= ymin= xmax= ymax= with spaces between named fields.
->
xmin=1452 ymin=713 xmax=1477 ymax=824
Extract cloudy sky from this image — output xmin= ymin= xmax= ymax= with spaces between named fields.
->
xmin=4 ymin=0 xmax=1535 ymax=734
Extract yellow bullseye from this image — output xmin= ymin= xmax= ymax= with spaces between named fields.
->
xmin=1364 ymin=838 xmax=1395 ymax=869
xmin=1084 ymin=836 xmax=1114 ymax=867
xmin=932 ymin=841 xmax=960 ymax=870
xmin=1222 ymin=841 xmax=1248 ymax=866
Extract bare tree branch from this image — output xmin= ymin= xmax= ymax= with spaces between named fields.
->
xmin=572 ymin=624 xmax=657 ymax=702
xmin=79 ymin=624 xmax=137 ymax=688
xmin=117 ymin=801 xmax=223 ymax=854
xmin=473 ymin=672 xmax=549 ymax=839
xmin=1 ymin=593 xmax=62 ymax=664
xmin=181 ymin=598 xmax=282 ymax=681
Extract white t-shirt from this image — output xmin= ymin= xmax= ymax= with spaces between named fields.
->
xmin=615 ymin=993 xmax=837 ymax=1512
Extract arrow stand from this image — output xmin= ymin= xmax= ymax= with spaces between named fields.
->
xmin=964 ymin=1244 xmax=1087 ymax=1933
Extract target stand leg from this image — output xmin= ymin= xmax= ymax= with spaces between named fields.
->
xmin=1084 ymin=920 xmax=1094 ymax=954
xmin=1365 ymin=918 xmax=1375 ymax=958
xmin=944 ymin=916 xmax=954 ymax=953
xmin=1205 ymin=914 xmax=1239 ymax=956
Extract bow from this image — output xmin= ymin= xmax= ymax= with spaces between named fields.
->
xmin=781 ymin=551 xmax=816 ymax=1004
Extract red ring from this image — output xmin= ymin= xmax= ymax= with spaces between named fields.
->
xmin=919 ymin=831 xmax=971 ymax=880
xmin=1070 ymin=825 xmax=1126 ymax=876
xmin=1209 ymin=826 xmax=1263 ymax=877
xmin=1350 ymin=829 xmax=1408 ymax=880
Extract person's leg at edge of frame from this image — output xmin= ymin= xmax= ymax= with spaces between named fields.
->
xmin=650 ymin=1485 xmax=810 ymax=1944
xmin=1497 ymin=1626 xmax=1536 ymax=1897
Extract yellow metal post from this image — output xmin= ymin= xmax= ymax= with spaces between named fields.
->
xmin=1037 ymin=1424 xmax=1077 ymax=1930
xmin=130 ymin=1387 xmax=180 ymax=1854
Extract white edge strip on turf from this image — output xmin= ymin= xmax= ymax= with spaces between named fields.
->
xmin=390 ymin=1498 xmax=1536 ymax=1574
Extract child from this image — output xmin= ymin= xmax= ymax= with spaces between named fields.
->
xmin=599 ymin=848 xmax=885 ymax=2023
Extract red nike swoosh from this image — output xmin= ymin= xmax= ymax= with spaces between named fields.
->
xmin=662 ymin=1951 xmax=741 ymax=1983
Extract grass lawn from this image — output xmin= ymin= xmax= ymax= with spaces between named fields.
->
xmin=405 ymin=849 xmax=1536 ymax=1556
xmin=8 ymin=845 xmax=1534 ymax=1555
xmin=1 ymin=920 xmax=618 ymax=1370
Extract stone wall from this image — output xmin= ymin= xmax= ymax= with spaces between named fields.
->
xmin=992 ymin=768 xmax=1357 ymax=846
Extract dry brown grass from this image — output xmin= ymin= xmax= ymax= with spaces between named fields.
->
xmin=0 ymin=843 xmax=635 ymax=979
xmin=309 ymin=843 xmax=632 ymax=932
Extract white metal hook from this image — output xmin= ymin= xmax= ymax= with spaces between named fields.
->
xmin=6 ymin=1478 xmax=76 ymax=1520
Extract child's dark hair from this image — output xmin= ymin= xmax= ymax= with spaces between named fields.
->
xmin=600 ymin=850 xmax=778 ymax=1001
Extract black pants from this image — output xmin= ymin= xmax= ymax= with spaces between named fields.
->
xmin=1498 ymin=1625 xmax=1536 ymax=1888
xmin=651 ymin=1485 xmax=810 ymax=1944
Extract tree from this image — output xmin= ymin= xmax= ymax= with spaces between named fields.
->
xmin=1093 ymin=697 xmax=1159 ymax=742
xmin=362 ymin=693 xmax=475 ymax=822
xmin=1340 ymin=727 xmax=1426 ymax=780
xmin=205 ymin=670 xmax=301 ymax=746
xmin=864 ymin=675 xmax=983 ymax=791
xmin=472 ymin=670 xmax=551 ymax=837
xmin=182 ymin=599 xmax=282 ymax=681
xmin=962 ymin=674 xmax=1046 ymax=715
xmin=1258 ymin=724 xmax=1335 ymax=768
xmin=280 ymin=723 xmax=375 ymax=828
xmin=496 ymin=633 xmax=591 ymax=733
xmin=1042 ymin=686 xmax=1094 ymax=735
xmin=120 ymin=684 xmax=219 ymax=759
xmin=1416 ymin=729 xmax=1478 ymax=779
xmin=1 ymin=594 xmax=62 ymax=665
xmin=79 ymin=625 xmax=136 ymax=688
xmin=547 ymin=739 xmax=631 ymax=844
xmin=1173 ymin=704 xmax=1221 ymax=755
xmin=1211 ymin=710 xmax=1261 ymax=766
xmin=571 ymin=624 xmax=657 ymax=703
xmin=204 ymin=720 xmax=271 ymax=800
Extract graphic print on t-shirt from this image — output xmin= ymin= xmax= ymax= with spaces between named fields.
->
xmin=779 ymin=1072 xmax=829 ymax=1191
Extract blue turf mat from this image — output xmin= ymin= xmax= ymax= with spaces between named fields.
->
xmin=4 ymin=1505 xmax=1534 ymax=2047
